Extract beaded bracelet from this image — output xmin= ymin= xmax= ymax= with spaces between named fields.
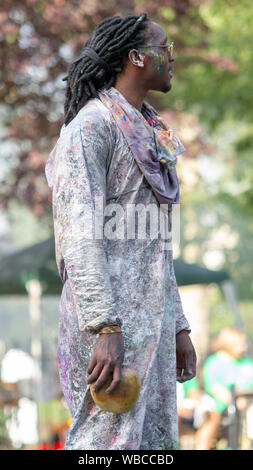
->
xmin=98 ymin=326 xmax=122 ymax=334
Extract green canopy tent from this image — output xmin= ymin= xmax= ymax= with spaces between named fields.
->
xmin=0 ymin=236 xmax=230 ymax=294
xmin=0 ymin=237 xmax=60 ymax=295
xmin=173 ymin=257 xmax=229 ymax=286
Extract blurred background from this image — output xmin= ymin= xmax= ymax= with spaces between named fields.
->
xmin=0 ymin=0 xmax=252 ymax=450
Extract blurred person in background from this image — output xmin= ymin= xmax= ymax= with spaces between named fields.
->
xmin=194 ymin=327 xmax=253 ymax=450
xmin=177 ymin=376 xmax=201 ymax=428
xmin=177 ymin=375 xmax=217 ymax=442
xmin=45 ymin=12 xmax=196 ymax=450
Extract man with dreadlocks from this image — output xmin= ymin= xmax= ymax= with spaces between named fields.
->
xmin=45 ymin=12 xmax=196 ymax=450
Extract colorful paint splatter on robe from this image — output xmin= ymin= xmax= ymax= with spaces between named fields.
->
xmin=45 ymin=86 xmax=191 ymax=450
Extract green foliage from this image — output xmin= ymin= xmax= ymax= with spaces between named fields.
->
xmin=38 ymin=398 xmax=71 ymax=425
xmin=161 ymin=0 xmax=253 ymax=131
xmin=207 ymin=286 xmax=235 ymax=339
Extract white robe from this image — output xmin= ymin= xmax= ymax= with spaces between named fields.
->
xmin=45 ymin=88 xmax=191 ymax=450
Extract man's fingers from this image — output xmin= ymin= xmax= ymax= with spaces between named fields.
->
xmin=105 ymin=364 xmax=122 ymax=394
xmin=87 ymin=355 xmax=97 ymax=375
xmin=176 ymin=352 xmax=186 ymax=369
xmin=89 ymin=364 xmax=113 ymax=392
xmin=86 ymin=362 xmax=103 ymax=384
xmin=177 ymin=375 xmax=191 ymax=383
xmin=182 ymin=351 xmax=196 ymax=380
xmin=186 ymin=350 xmax=197 ymax=374
xmin=177 ymin=367 xmax=183 ymax=380
xmin=177 ymin=367 xmax=187 ymax=382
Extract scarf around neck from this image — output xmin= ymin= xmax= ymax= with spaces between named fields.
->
xmin=98 ymin=86 xmax=185 ymax=212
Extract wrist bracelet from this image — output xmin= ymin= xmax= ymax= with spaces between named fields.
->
xmin=98 ymin=326 xmax=122 ymax=334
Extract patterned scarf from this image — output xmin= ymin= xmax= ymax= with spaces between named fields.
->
xmin=98 ymin=86 xmax=185 ymax=211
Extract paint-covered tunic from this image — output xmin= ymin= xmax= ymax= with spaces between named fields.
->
xmin=45 ymin=92 xmax=191 ymax=450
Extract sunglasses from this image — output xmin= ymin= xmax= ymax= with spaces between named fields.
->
xmin=139 ymin=41 xmax=174 ymax=57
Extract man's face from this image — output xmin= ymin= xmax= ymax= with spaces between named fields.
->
xmin=141 ymin=22 xmax=174 ymax=93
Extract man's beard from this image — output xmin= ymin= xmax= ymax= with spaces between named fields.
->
xmin=161 ymin=81 xmax=172 ymax=93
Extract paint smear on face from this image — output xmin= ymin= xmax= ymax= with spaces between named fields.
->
xmin=150 ymin=50 xmax=166 ymax=76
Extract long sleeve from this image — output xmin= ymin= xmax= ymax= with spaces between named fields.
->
xmin=51 ymin=107 xmax=122 ymax=334
xmin=169 ymin=256 xmax=191 ymax=335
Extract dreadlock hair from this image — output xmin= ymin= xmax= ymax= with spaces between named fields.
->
xmin=63 ymin=12 xmax=149 ymax=126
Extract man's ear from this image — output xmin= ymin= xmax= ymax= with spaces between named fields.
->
xmin=128 ymin=49 xmax=145 ymax=68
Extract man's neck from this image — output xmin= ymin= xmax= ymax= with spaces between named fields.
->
xmin=113 ymin=81 xmax=147 ymax=112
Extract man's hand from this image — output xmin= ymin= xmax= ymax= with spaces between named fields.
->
xmin=86 ymin=332 xmax=125 ymax=394
xmin=176 ymin=330 xmax=197 ymax=383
